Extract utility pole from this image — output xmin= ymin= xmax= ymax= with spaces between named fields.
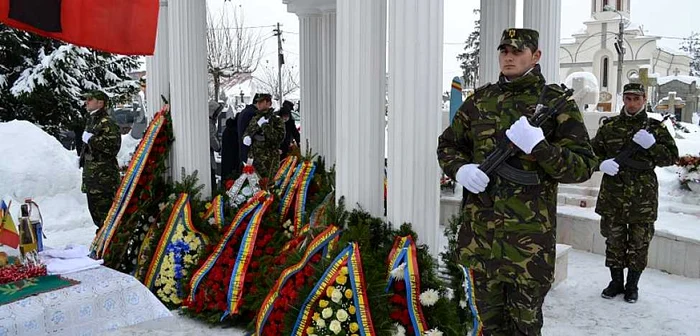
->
xmin=273 ymin=23 xmax=285 ymax=103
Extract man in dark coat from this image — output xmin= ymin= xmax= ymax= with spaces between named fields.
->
xmin=277 ymin=100 xmax=301 ymax=158
xmin=220 ymin=113 xmax=240 ymax=183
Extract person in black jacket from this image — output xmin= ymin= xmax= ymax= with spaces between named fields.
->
xmin=277 ymin=100 xmax=300 ymax=158
xmin=220 ymin=113 xmax=240 ymax=185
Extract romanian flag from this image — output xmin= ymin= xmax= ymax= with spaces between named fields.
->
xmin=0 ymin=200 xmax=19 ymax=249
xmin=0 ymin=0 xmax=159 ymax=55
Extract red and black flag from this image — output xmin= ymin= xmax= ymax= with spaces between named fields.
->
xmin=0 ymin=0 xmax=159 ymax=55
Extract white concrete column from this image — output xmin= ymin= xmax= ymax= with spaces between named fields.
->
xmin=336 ymin=0 xmax=386 ymax=217
xmin=478 ymin=0 xmax=516 ymax=86
xmin=298 ymin=12 xmax=323 ymax=159
xmin=145 ymin=0 xmax=170 ymax=120
xmin=168 ymin=0 xmax=211 ymax=196
xmin=523 ymin=0 xmax=562 ymax=83
xmin=319 ymin=10 xmax=336 ymax=165
xmin=387 ymin=0 xmax=444 ymax=256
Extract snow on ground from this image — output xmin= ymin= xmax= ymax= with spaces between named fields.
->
xmin=543 ymin=250 xmax=700 ymax=336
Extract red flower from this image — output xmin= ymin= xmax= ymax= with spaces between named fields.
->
xmin=243 ymin=164 xmax=255 ymax=175
xmin=394 ymin=280 xmax=406 ymax=292
xmin=265 ymin=247 xmax=276 ymax=255
xmin=225 ymin=179 xmax=234 ymax=190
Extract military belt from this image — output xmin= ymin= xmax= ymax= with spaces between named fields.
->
xmin=615 ymin=156 xmax=654 ymax=171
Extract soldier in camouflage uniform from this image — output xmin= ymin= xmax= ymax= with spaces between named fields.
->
xmin=80 ymin=90 xmax=121 ymax=231
xmin=592 ymin=83 xmax=678 ymax=303
xmin=437 ymin=28 xmax=597 ymax=335
xmin=242 ymin=106 xmax=285 ymax=186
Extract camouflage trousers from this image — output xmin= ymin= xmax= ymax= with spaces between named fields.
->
xmin=465 ymin=266 xmax=551 ymax=336
xmin=86 ymin=189 xmax=117 ymax=231
xmin=600 ymin=216 xmax=655 ymax=271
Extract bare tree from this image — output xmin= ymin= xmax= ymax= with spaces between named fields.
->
xmin=207 ymin=4 xmax=264 ymax=100
xmin=254 ymin=61 xmax=299 ymax=102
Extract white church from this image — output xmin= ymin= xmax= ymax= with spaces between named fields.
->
xmin=559 ymin=0 xmax=693 ymax=113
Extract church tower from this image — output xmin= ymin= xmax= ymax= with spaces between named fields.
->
xmin=591 ymin=0 xmax=630 ymax=19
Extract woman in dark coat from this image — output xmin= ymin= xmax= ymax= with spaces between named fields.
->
xmin=278 ymin=100 xmax=300 ymax=158
xmin=220 ymin=113 xmax=240 ymax=184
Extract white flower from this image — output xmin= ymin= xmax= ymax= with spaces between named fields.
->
xmin=424 ymin=328 xmax=444 ymax=336
xmin=459 ymin=300 xmax=467 ymax=309
xmin=242 ymin=186 xmax=253 ymax=196
xmin=419 ymin=289 xmax=440 ymax=307
xmin=321 ymin=307 xmax=333 ymax=319
xmin=444 ymin=288 xmax=454 ymax=300
xmin=148 ymin=216 xmax=156 ymax=223
xmin=392 ymin=323 xmax=406 ymax=336
xmin=331 ymin=288 xmax=343 ymax=303
xmin=328 ymin=320 xmax=342 ymax=334
xmin=315 ymin=318 xmax=326 ymax=328
xmin=208 ymin=217 xmax=216 ymax=225
xmin=158 ymin=203 xmax=166 ymax=211
xmin=390 ymin=263 xmax=406 ymax=281
xmin=335 ymin=309 xmax=348 ymax=322
xmin=168 ymin=194 xmax=176 ymax=201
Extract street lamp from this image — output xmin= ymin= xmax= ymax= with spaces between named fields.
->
xmin=603 ymin=5 xmax=628 ymax=102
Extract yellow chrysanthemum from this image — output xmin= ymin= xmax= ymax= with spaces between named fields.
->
xmin=340 ymin=266 xmax=348 ymax=275
xmin=306 ymin=327 xmax=315 ymax=334
xmin=319 ymin=299 xmax=329 ymax=308
xmin=348 ymin=305 xmax=356 ymax=314
xmin=312 ymin=312 xmax=321 ymax=321
xmin=345 ymin=289 xmax=353 ymax=299
xmin=349 ymin=323 xmax=359 ymax=333
xmin=335 ymin=275 xmax=347 ymax=285
xmin=326 ymin=286 xmax=335 ymax=298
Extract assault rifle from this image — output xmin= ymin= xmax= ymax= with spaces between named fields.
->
xmin=475 ymin=85 xmax=575 ymax=207
xmin=614 ymin=113 xmax=671 ymax=170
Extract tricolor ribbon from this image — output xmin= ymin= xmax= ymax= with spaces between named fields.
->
xmin=293 ymin=162 xmax=316 ymax=234
xmin=91 ymin=107 xmax=168 ymax=258
xmin=385 ymin=236 xmax=428 ymax=335
xmin=279 ymin=163 xmax=305 ymax=218
xmin=274 ymin=156 xmax=298 ymax=189
xmin=461 ymin=265 xmax=483 ymax=336
xmin=187 ymin=191 xmax=266 ymax=302
xmin=308 ymin=191 xmax=334 ymax=228
xmin=292 ymin=242 xmax=375 ymax=336
xmin=255 ymin=225 xmax=342 ymax=335
xmin=223 ymin=192 xmax=274 ymax=317
xmin=143 ymin=193 xmax=205 ymax=291
xmin=201 ymin=194 xmax=225 ymax=229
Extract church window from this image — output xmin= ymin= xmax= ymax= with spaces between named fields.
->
xmin=603 ymin=0 xmax=609 ymax=8
xmin=616 ymin=0 xmax=622 ymax=10
xmin=602 ymin=57 xmax=609 ymax=87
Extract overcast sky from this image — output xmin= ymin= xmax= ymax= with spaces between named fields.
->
xmin=208 ymin=0 xmax=699 ymax=91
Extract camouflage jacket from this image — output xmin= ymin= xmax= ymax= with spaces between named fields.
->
xmin=437 ymin=65 xmax=597 ymax=283
xmin=244 ymin=108 xmax=286 ymax=179
xmin=591 ymin=109 xmax=678 ymax=221
xmin=80 ymin=108 xmax=121 ymax=192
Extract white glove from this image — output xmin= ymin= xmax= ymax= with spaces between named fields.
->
xmin=599 ymin=158 xmax=619 ymax=176
xmin=455 ymin=164 xmax=490 ymax=194
xmin=505 ymin=116 xmax=545 ymax=154
xmin=633 ymin=129 xmax=656 ymax=149
xmin=82 ymin=131 xmax=93 ymax=144
xmin=257 ymin=117 xmax=269 ymax=127
xmin=242 ymin=136 xmax=252 ymax=146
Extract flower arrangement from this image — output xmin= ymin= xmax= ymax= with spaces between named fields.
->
xmin=677 ymin=153 xmax=700 ymax=186
xmin=91 ymin=105 xmax=173 ymax=273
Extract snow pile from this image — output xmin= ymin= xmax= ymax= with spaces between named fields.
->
xmin=656 ymin=119 xmax=700 ymax=205
xmin=0 ymin=120 xmax=95 ymax=249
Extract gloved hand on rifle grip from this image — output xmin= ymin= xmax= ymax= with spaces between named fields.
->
xmin=456 ymin=164 xmax=490 ymax=194
xmin=633 ymin=129 xmax=655 ymax=149
xmin=505 ymin=116 xmax=545 ymax=154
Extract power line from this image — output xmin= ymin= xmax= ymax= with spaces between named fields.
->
xmin=208 ymin=24 xmax=276 ymax=31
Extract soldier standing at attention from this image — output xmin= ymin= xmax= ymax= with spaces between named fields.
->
xmin=592 ymin=83 xmax=678 ymax=303
xmin=242 ymin=106 xmax=286 ymax=186
xmin=80 ymin=90 xmax=121 ymax=231
xmin=437 ymin=28 xmax=597 ymax=335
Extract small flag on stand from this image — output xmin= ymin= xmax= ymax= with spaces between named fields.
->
xmin=0 ymin=200 xmax=20 ymax=248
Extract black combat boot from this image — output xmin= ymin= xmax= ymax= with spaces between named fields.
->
xmin=601 ymin=268 xmax=625 ymax=299
xmin=624 ymin=270 xmax=642 ymax=303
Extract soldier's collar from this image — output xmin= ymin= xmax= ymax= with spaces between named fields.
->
xmin=88 ymin=108 xmax=101 ymax=115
